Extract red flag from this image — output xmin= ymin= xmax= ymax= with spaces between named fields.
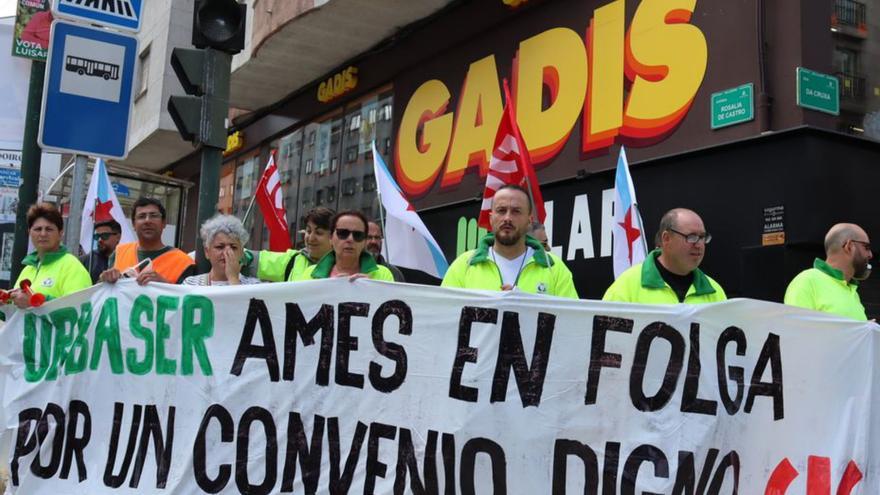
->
xmin=255 ymin=151 xmax=292 ymax=251
xmin=478 ymin=79 xmax=546 ymax=230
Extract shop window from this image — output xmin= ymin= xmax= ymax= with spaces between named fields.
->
xmin=342 ymin=178 xmax=357 ymax=196
xmin=363 ymin=174 xmax=376 ymax=192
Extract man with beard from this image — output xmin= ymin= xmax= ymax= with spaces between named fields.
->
xmin=785 ymin=223 xmax=872 ymax=320
xmin=441 ymin=185 xmax=577 ymax=298
xmin=365 ymin=221 xmax=405 ymax=282
xmin=99 ymin=197 xmax=195 ymax=285
xmin=79 ymin=219 xmax=121 ymax=283
xmin=603 ymin=208 xmax=726 ymax=304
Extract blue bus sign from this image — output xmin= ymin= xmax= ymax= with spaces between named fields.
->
xmin=52 ymin=0 xmax=143 ymax=33
xmin=39 ymin=21 xmax=138 ymax=160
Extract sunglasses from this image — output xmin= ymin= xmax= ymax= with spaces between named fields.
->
xmin=335 ymin=229 xmax=366 ymax=242
xmin=93 ymin=232 xmax=119 ymax=240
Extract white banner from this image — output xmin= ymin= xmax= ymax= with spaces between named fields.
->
xmin=0 ymin=279 xmax=878 ymax=494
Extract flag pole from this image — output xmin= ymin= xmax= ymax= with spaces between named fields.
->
xmin=241 ymin=193 xmax=259 ymax=229
xmin=371 ymin=140 xmax=391 ymax=262
xmin=632 ymin=202 xmax=650 ymax=253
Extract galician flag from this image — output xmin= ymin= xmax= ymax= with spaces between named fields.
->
xmin=372 ymin=141 xmax=449 ymax=278
xmin=80 ymin=158 xmax=136 ymax=253
xmin=612 ymin=147 xmax=647 ymax=279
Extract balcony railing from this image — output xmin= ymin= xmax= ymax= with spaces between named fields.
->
xmin=836 ymin=71 xmax=866 ymax=100
xmin=832 ymin=0 xmax=868 ymax=32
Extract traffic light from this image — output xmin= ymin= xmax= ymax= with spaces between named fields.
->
xmin=167 ymin=0 xmax=246 ymax=149
xmin=167 ymin=47 xmax=228 ymax=149
xmin=193 ymin=0 xmax=246 ymax=54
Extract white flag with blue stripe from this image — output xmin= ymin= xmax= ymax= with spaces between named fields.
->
xmin=612 ymin=147 xmax=647 ymax=279
xmin=372 ymin=141 xmax=448 ymax=278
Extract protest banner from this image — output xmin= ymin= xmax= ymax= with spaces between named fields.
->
xmin=0 ymin=279 xmax=877 ymax=494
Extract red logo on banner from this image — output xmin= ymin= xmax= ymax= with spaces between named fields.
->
xmin=764 ymin=456 xmax=862 ymax=495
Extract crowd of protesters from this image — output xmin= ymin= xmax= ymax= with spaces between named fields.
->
xmin=3 ymin=183 xmax=874 ymax=321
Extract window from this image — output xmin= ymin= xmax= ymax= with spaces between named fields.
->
xmin=363 ymin=174 xmax=376 ymax=192
xmin=135 ymin=44 xmax=150 ymax=100
xmin=327 ymin=186 xmax=337 ymax=203
xmin=381 ymin=103 xmax=392 ymax=121
xmin=305 ymin=159 xmax=313 ymax=174
xmin=342 ymin=178 xmax=357 ymax=196
xmin=331 ymin=157 xmax=339 ymax=172
xmin=308 ymin=131 xmax=316 ymax=145
xmin=346 ymin=146 xmax=358 ymax=163
xmin=316 ymin=189 xmax=324 ymax=205
xmin=349 ymin=114 xmax=361 ymax=130
xmin=318 ymin=160 xmax=328 ymax=175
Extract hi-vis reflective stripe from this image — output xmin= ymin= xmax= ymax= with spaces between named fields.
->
xmin=59 ymin=0 xmax=136 ymax=20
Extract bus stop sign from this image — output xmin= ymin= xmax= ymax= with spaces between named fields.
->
xmin=39 ymin=21 xmax=138 ymax=160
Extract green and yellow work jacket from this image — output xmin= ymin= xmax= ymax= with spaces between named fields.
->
xmin=297 ymin=251 xmax=395 ymax=281
xmin=15 ymin=245 xmax=92 ymax=302
xmin=256 ymin=249 xmax=316 ymax=282
xmin=441 ymin=234 xmax=579 ymax=298
xmin=602 ymin=249 xmax=726 ymax=304
xmin=784 ymin=258 xmax=867 ymax=321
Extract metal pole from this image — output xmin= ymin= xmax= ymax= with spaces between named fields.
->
xmin=195 ymin=147 xmax=222 ymax=273
xmin=65 ymin=154 xmax=88 ymax=251
xmin=10 ymin=61 xmax=45 ymax=284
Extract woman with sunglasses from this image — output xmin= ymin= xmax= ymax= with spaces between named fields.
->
xmin=296 ymin=210 xmax=395 ymax=281
xmin=10 ymin=203 xmax=91 ymax=309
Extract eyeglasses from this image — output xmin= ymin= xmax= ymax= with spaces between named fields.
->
xmin=849 ymin=239 xmax=872 ymax=252
xmin=335 ymin=229 xmax=366 ymax=242
xmin=93 ymin=232 xmax=119 ymax=240
xmin=134 ymin=212 xmax=163 ymax=221
xmin=668 ymin=228 xmax=712 ymax=244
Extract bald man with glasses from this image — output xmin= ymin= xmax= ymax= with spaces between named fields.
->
xmin=603 ymin=208 xmax=727 ymax=304
xmin=785 ymin=223 xmax=873 ymax=320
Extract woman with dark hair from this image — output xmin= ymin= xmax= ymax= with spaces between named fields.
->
xmin=10 ymin=203 xmax=91 ymax=308
xmin=253 ymin=207 xmax=335 ymax=282
xmin=296 ymin=210 xmax=394 ymax=281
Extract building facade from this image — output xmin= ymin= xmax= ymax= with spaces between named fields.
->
xmin=156 ymin=0 xmax=880 ymax=312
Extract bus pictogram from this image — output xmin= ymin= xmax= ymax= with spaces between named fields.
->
xmin=65 ymin=55 xmax=119 ymax=81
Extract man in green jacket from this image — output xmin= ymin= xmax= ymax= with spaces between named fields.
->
xmin=603 ymin=208 xmax=726 ymax=304
xmin=442 ymin=185 xmax=578 ymax=298
xmin=784 ymin=223 xmax=872 ymax=320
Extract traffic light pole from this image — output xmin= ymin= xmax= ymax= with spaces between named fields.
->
xmin=194 ymin=48 xmax=231 ymax=274
xmin=10 ymin=61 xmax=46 ymax=284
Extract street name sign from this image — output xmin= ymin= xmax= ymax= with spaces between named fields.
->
xmin=711 ymin=83 xmax=754 ymax=129
xmin=39 ymin=20 xmax=138 ymax=159
xmin=52 ymin=0 xmax=143 ymax=33
xmin=796 ymin=67 xmax=840 ymax=115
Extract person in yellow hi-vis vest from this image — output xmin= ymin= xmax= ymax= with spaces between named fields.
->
xmin=250 ymin=207 xmax=334 ymax=282
xmin=603 ymin=208 xmax=726 ymax=304
xmin=785 ymin=223 xmax=873 ymax=321
xmin=100 ymin=197 xmax=195 ymax=285
xmin=10 ymin=203 xmax=91 ymax=309
xmin=442 ymin=185 xmax=578 ymax=298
